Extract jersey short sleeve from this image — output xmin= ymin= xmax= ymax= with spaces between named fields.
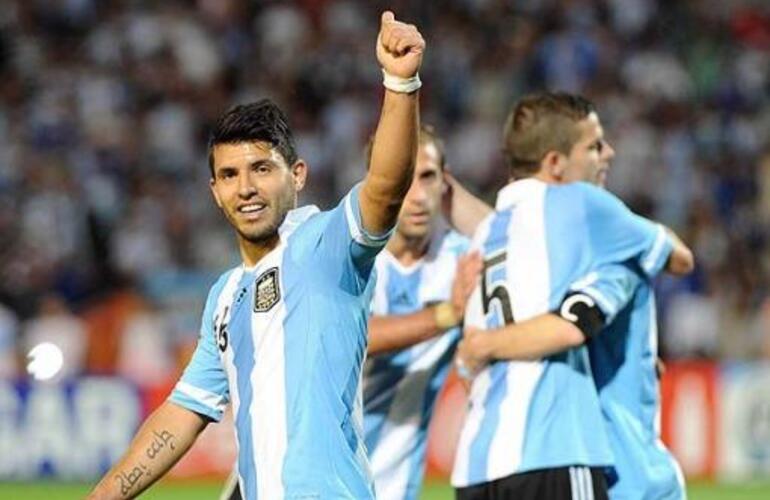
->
xmin=314 ymin=183 xmax=393 ymax=283
xmin=581 ymin=183 xmax=674 ymax=279
xmin=567 ymin=263 xmax=643 ymax=325
xmin=168 ymin=274 xmax=231 ymax=422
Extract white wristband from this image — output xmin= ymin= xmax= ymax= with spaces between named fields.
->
xmin=382 ymin=69 xmax=422 ymax=94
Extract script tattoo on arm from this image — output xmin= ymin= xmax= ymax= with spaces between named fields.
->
xmin=114 ymin=463 xmax=150 ymax=498
xmin=112 ymin=429 xmax=177 ymax=498
xmin=145 ymin=429 xmax=177 ymax=460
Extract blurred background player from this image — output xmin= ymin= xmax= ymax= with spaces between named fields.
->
xmin=458 ymin=94 xmax=694 ymax=499
xmin=363 ymin=124 xmax=485 ymax=500
xmin=87 ymin=11 xmax=425 ymax=499
xmin=451 ymin=92 xmax=685 ymax=500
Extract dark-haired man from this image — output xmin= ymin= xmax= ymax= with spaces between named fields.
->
xmin=87 ymin=11 xmax=425 ymax=500
xmin=451 ymin=92 xmax=692 ymax=500
xmin=222 ymin=125 xmax=488 ymax=500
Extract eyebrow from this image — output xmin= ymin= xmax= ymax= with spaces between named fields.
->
xmin=217 ymin=158 xmax=277 ymax=173
xmin=250 ymin=159 xmax=275 ymax=168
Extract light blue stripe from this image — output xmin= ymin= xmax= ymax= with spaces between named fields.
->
xmin=468 ymin=210 xmax=513 ymax=482
xmin=231 ymin=271 xmax=258 ymax=499
xmin=364 ymin=263 xmax=422 ymax=451
xmin=281 ymin=245 xmax=310 ymax=495
xmin=468 ymin=363 xmax=509 ymax=481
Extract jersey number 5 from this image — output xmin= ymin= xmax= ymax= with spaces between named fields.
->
xmin=482 ymin=251 xmax=515 ymax=325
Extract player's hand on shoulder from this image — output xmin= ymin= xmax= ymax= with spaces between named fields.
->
xmin=376 ymin=11 xmax=425 ymax=78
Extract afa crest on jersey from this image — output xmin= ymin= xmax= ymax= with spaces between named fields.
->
xmin=254 ymin=267 xmax=280 ymax=313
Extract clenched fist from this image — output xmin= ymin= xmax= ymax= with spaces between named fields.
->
xmin=376 ymin=11 xmax=425 ymax=79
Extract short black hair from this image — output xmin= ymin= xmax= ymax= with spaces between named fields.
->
xmin=207 ymin=99 xmax=298 ymax=177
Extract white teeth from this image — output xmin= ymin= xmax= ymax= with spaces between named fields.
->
xmin=240 ymin=204 xmax=265 ymax=213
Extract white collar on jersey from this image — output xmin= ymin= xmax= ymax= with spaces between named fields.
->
xmin=381 ymin=220 xmax=451 ymax=273
xmin=278 ymin=205 xmax=320 ymax=238
xmin=495 ymin=178 xmax=545 ymax=210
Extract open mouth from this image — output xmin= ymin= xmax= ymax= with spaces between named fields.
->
xmin=238 ymin=202 xmax=267 ymax=220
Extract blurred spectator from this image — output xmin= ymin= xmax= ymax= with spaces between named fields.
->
xmin=116 ymin=300 xmax=175 ymax=389
xmin=0 ymin=0 xmax=767 ymax=367
xmin=0 ymin=303 xmax=18 ymax=379
xmin=20 ymin=294 xmax=86 ymax=381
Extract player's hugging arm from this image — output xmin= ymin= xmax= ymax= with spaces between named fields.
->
xmin=369 ymin=252 xmax=482 ymax=355
xmin=457 ymin=263 xmax=642 ymax=378
xmin=360 ymin=11 xmax=425 ymax=236
xmin=86 ymin=402 xmax=209 ymax=499
xmin=663 ymin=225 xmax=695 ymax=276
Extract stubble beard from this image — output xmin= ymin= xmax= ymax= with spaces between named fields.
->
xmin=230 ymin=189 xmax=296 ymax=245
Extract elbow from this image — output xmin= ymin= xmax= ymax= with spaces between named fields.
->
xmin=668 ymin=247 xmax=695 ymax=276
xmin=366 ymin=321 xmax=386 ymax=356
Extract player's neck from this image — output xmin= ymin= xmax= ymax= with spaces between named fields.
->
xmin=532 ymin=170 xmax=560 ymax=184
xmin=387 ymin=232 xmax=429 ymax=266
xmin=239 ymin=233 xmax=281 ymax=268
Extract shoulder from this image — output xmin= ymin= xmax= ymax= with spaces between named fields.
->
xmin=208 ymin=267 xmax=239 ymax=300
xmin=437 ymin=229 xmax=471 ymax=259
xmin=282 ymin=205 xmax=328 ymax=258
xmin=561 ymin=182 xmax=625 ymax=211
xmin=471 ymin=207 xmax=515 ymax=246
xmin=545 ymin=182 xmax=631 ymax=226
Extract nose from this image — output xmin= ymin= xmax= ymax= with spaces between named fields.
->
xmin=237 ymin=171 xmax=257 ymax=199
xmin=406 ymin=180 xmax=428 ymax=206
xmin=603 ymin=141 xmax=616 ymax=162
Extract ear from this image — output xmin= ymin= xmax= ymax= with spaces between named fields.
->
xmin=291 ymin=159 xmax=308 ymax=192
xmin=541 ymin=151 xmax=567 ymax=182
xmin=209 ymin=178 xmax=223 ymax=208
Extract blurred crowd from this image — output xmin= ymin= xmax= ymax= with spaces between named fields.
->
xmin=0 ymin=0 xmax=769 ymax=385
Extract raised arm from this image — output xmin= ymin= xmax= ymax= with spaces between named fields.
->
xmin=369 ymin=252 xmax=482 ymax=355
xmin=441 ymin=171 xmax=493 ymax=237
xmin=360 ymin=11 xmax=425 ymax=236
xmin=87 ymin=402 xmax=208 ymax=499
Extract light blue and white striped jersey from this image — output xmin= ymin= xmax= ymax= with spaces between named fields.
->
xmin=169 ymin=184 xmax=389 ymax=500
xmin=363 ymin=227 xmax=469 ymax=500
xmin=452 ymin=179 xmax=674 ymax=488
xmin=575 ymin=263 xmax=686 ymax=500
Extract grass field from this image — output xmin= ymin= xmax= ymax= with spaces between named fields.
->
xmin=2 ymin=480 xmax=770 ymax=499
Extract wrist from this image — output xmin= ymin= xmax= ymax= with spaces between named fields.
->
xmin=381 ymin=69 xmax=421 ymax=93
xmin=434 ymin=301 xmax=460 ymax=330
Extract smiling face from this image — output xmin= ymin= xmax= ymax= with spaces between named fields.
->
xmin=395 ymin=140 xmax=443 ymax=242
xmin=209 ymin=141 xmax=306 ymax=246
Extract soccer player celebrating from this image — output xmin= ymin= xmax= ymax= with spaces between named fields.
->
xmin=362 ymin=125 xmax=485 ymax=500
xmin=450 ymin=92 xmax=692 ymax=500
xmin=457 ymin=95 xmax=692 ymax=499
xmin=87 ymin=11 xmax=425 ymax=500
